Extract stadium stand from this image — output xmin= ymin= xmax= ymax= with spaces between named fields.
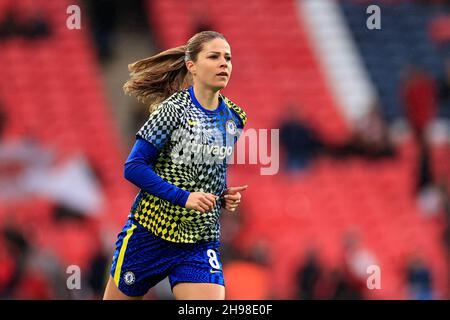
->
xmin=0 ymin=0 xmax=135 ymax=295
xmin=0 ymin=0 xmax=448 ymax=299
xmin=148 ymin=0 xmax=449 ymax=299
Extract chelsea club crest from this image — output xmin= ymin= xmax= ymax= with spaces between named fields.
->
xmin=226 ymin=120 xmax=237 ymax=135
xmin=123 ymin=271 xmax=136 ymax=285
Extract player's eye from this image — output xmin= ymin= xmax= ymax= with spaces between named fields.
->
xmin=226 ymin=56 xmax=232 ymax=62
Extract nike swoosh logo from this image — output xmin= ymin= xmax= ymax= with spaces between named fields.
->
xmin=210 ymin=269 xmax=222 ymax=274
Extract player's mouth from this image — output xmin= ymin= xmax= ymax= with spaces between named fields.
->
xmin=217 ymin=72 xmax=228 ymax=77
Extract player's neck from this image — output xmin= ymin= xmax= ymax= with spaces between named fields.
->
xmin=193 ymin=85 xmax=220 ymax=111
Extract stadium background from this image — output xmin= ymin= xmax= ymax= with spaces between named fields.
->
xmin=0 ymin=0 xmax=449 ymax=300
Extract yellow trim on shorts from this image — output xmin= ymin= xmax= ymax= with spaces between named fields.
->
xmin=113 ymin=223 xmax=137 ymax=286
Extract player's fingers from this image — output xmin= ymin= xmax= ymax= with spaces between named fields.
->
xmin=226 ymin=185 xmax=248 ymax=194
xmin=200 ymin=195 xmax=215 ymax=209
xmin=204 ymin=193 xmax=218 ymax=205
xmin=196 ymin=201 xmax=209 ymax=213
xmin=194 ymin=205 xmax=205 ymax=213
xmin=225 ymin=198 xmax=240 ymax=206
xmin=226 ymin=201 xmax=239 ymax=209
xmin=224 ymin=192 xmax=241 ymax=201
xmin=227 ymin=185 xmax=248 ymax=192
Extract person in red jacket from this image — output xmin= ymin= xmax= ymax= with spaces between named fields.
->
xmin=401 ymin=65 xmax=438 ymax=145
xmin=401 ymin=65 xmax=438 ymax=194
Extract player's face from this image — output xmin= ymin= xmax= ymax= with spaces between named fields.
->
xmin=190 ymin=38 xmax=232 ymax=91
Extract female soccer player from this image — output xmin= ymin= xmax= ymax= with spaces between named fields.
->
xmin=103 ymin=31 xmax=248 ymax=300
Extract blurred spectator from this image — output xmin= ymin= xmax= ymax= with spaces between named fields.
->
xmin=0 ymin=7 xmax=51 ymax=41
xmin=416 ymin=141 xmax=435 ymax=195
xmin=353 ymin=106 xmax=394 ymax=158
xmin=21 ymin=11 xmax=51 ymax=40
xmin=53 ymin=203 xmax=87 ymax=222
xmin=401 ymin=65 xmax=438 ymax=196
xmin=442 ymin=182 xmax=450 ymax=251
xmin=295 ymin=248 xmax=321 ymax=300
xmin=86 ymin=247 xmax=110 ymax=299
xmin=334 ymin=105 xmax=396 ymax=160
xmin=0 ymin=100 xmax=6 ymax=140
xmin=279 ymin=101 xmax=396 ymax=171
xmin=85 ymin=222 xmax=114 ymax=300
xmin=329 ymin=268 xmax=359 ymax=300
xmin=0 ymin=219 xmax=30 ymax=299
xmin=219 ymin=206 xmax=245 ymax=264
xmin=223 ymin=241 xmax=272 ymax=299
xmin=438 ymin=57 xmax=450 ymax=109
xmin=429 ymin=15 xmax=450 ymax=47
xmin=0 ymin=240 xmax=14 ymax=295
xmin=341 ymin=228 xmax=378 ymax=299
xmin=279 ymin=104 xmax=395 ymax=164
xmin=440 ymin=182 xmax=450 ymax=298
xmin=416 ymin=172 xmax=448 ymax=217
xmin=3 ymin=202 xmax=70 ymax=299
xmin=313 ymin=267 xmax=359 ymax=300
xmin=85 ymin=0 xmax=118 ymax=60
xmin=279 ymin=106 xmax=322 ymax=172
xmin=405 ymin=253 xmax=434 ymax=300
xmin=0 ymin=8 xmax=20 ymax=40
xmin=401 ymin=65 xmax=438 ymax=145
xmin=26 ymin=246 xmax=68 ymax=299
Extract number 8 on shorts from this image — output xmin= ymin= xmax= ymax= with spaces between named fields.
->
xmin=207 ymin=249 xmax=220 ymax=269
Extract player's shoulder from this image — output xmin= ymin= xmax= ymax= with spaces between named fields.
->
xmin=222 ymin=95 xmax=247 ymax=127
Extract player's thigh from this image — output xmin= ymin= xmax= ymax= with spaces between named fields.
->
xmin=103 ymin=275 xmax=143 ymax=300
xmin=108 ymin=219 xmax=173 ymax=298
xmin=172 ymin=282 xmax=225 ymax=300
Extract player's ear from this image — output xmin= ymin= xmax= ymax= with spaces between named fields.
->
xmin=186 ymin=60 xmax=197 ymax=76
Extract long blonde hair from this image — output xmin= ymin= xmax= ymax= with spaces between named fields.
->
xmin=123 ymin=31 xmax=227 ymax=113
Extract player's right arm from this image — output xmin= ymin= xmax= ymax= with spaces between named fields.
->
xmin=124 ymin=137 xmax=216 ymax=213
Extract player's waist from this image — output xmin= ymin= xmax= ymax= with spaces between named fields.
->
xmin=133 ymin=192 xmax=219 ymax=217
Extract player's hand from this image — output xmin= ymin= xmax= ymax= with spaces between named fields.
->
xmin=222 ymin=185 xmax=248 ymax=212
xmin=185 ymin=192 xmax=218 ymax=213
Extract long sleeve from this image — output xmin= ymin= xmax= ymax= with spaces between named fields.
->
xmin=124 ymin=137 xmax=190 ymax=207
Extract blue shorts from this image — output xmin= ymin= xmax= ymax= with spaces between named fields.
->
xmin=110 ymin=218 xmax=224 ymax=297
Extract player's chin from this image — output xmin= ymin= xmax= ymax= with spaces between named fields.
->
xmin=212 ymin=79 xmax=229 ymax=90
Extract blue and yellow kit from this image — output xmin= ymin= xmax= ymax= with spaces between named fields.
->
xmin=110 ymin=86 xmax=247 ymax=295
xmin=131 ymin=86 xmax=246 ymax=243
